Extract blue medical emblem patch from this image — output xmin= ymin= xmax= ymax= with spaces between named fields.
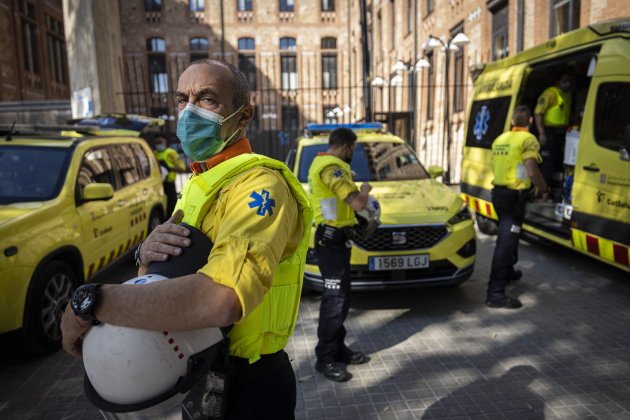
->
xmin=473 ymin=105 xmax=490 ymax=141
xmin=333 ymin=169 xmax=344 ymax=178
xmin=249 ymin=189 xmax=276 ymax=216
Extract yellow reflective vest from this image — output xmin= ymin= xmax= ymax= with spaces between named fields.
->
xmin=155 ymin=148 xmax=181 ymax=183
xmin=174 ymin=153 xmax=312 ymax=363
xmin=492 ymin=130 xmax=539 ymax=191
xmin=308 ymin=154 xmax=357 ymax=228
xmin=543 ymin=86 xmax=571 ymax=127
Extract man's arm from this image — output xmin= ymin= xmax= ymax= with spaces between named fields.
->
xmin=524 ymin=158 xmax=549 ymax=201
xmin=344 ymin=182 xmax=372 ymax=211
xmin=534 ymin=114 xmax=547 ymax=146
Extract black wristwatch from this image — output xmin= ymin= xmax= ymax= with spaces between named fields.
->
xmin=70 ymin=283 xmax=103 ymax=325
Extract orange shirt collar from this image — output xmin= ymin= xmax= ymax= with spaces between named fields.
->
xmin=189 ymin=138 xmax=253 ymax=174
xmin=511 ymin=127 xmax=530 ymax=132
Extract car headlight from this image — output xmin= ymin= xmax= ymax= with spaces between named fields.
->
xmin=448 ymin=204 xmax=471 ymax=225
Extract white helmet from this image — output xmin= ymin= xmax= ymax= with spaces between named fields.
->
xmin=354 ymin=195 xmax=381 ymax=239
xmin=82 ymin=274 xmax=224 ymax=414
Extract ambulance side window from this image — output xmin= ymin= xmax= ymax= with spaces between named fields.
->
xmin=465 ymin=96 xmax=512 ymax=149
xmin=77 ymin=147 xmax=115 ymax=197
xmin=594 ymin=82 xmax=630 ymax=152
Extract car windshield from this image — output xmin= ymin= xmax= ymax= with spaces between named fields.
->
xmin=297 ymin=141 xmax=429 ymax=182
xmin=0 ymin=146 xmax=71 ymax=204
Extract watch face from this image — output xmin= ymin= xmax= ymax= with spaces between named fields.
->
xmin=72 ymin=286 xmax=95 ymax=316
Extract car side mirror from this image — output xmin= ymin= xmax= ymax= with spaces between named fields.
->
xmin=621 ymin=124 xmax=630 ymax=162
xmin=82 ymin=183 xmax=114 ymax=201
xmin=428 ymin=165 xmax=444 ymax=179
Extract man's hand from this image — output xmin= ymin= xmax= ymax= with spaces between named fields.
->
xmin=361 ymin=182 xmax=372 ymax=194
xmin=61 ymin=304 xmax=92 ymax=359
xmin=538 ymin=132 xmax=547 ymax=146
xmin=139 ymin=209 xmax=192 ymax=269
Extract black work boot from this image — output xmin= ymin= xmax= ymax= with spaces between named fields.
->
xmin=316 ymin=361 xmax=352 ymax=382
xmin=486 ymin=295 xmax=522 ymax=309
xmin=507 ymin=270 xmax=523 ymax=282
xmin=337 ymin=349 xmax=371 ymax=365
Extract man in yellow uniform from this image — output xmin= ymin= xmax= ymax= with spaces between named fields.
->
xmin=154 ymin=134 xmax=186 ymax=215
xmin=487 ymin=105 xmax=549 ymax=309
xmin=308 ymin=127 xmax=372 ymax=382
xmin=61 ymin=59 xmax=312 ymax=419
xmin=534 ymin=72 xmax=572 ymax=188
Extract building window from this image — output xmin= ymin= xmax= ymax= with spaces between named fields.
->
xmin=46 ymin=15 xmax=67 ymax=84
xmin=321 ymin=37 xmax=336 ymax=49
xmin=425 ymin=0 xmax=434 ymax=15
xmin=550 ymin=0 xmax=580 ymax=37
xmin=238 ymin=37 xmax=257 ymax=90
xmin=426 ymin=52 xmax=434 ymax=120
xmin=322 ymin=54 xmax=337 ymax=90
xmin=280 ymin=56 xmax=297 ymax=90
xmin=190 ymin=37 xmax=208 ymax=62
xmin=279 ymin=37 xmax=296 ymax=51
xmin=282 ymin=105 xmax=299 ymax=133
xmin=147 ymin=38 xmax=168 ymax=93
xmin=145 ymin=0 xmax=162 ymax=12
xmin=279 ymin=0 xmax=294 ymax=12
xmin=491 ymin=3 xmax=509 ymax=60
xmin=237 ymin=0 xmax=253 ymax=11
xmin=280 ymin=37 xmax=297 ymax=90
xmin=453 ymin=49 xmax=464 ymax=112
xmin=238 ymin=37 xmax=255 ymax=50
xmin=321 ymin=0 xmax=334 ymax=12
xmin=19 ymin=0 xmax=39 ymax=75
xmin=189 ymin=0 xmax=205 ymax=12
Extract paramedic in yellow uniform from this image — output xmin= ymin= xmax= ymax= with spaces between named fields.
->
xmin=308 ymin=127 xmax=372 ymax=382
xmin=534 ymin=72 xmax=572 ymax=188
xmin=487 ymin=105 xmax=549 ymax=309
xmin=61 ymin=59 xmax=311 ymax=420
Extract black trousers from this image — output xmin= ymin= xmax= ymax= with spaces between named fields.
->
xmin=225 ymin=350 xmax=296 ymax=420
xmin=314 ymin=225 xmax=353 ymax=364
xmin=539 ymin=127 xmax=566 ymax=186
xmin=163 ymin=181 xmax=178 ymax=216
xmin=487 ymin=187 xmax=527 ymax=301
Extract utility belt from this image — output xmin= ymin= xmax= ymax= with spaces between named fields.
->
xmin=493 ymin=185 xmax=538 ymax=202
xmin=229 ymin=350 xmax=288 ymax=387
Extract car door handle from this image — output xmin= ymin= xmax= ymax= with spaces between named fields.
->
xmin=117 ymin=199 xmax=125 ymax=206
xmin=582 ymin=165 xmax=600 ymax=172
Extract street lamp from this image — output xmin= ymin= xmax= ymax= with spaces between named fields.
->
xmin=423 ymin=32 xmax=470 ymax=184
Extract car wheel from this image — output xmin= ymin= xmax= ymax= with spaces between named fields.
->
xmin=148 ymin=208 xmax=163 ymax=234
xmin=19 ymin=260 xmax=77 ymax=355
xmin=475 ymin=213 xmax=498 ymax=236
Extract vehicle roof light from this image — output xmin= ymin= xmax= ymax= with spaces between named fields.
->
xmin=304 ymin=122 xmax=385 ymax=137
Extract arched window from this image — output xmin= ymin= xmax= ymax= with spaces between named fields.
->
xmin=279 ymin=37 xmax=296 ymax=51
xmin=321 ymin=37 xmax=337 ymax=50
xmin=238 ymin=37 xmax=256 ymax=90
xmin=146 ymin=38 xmax=168 ymax=93
xmin=190 ymin=37 xmax=208 ymax=62
xmin=238 ymin=37 xmax=255 ymax=50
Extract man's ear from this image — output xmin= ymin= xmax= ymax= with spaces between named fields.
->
xmin=238 ymin=104 xmax=254 ymax=129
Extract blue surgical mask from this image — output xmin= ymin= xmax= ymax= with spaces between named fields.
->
xmin=155 ymin=144 xmax=166 ymax=152
xmin=176 ymin=103 xmax=243 ymax=162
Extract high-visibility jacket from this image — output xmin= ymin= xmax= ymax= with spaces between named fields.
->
xmin=492 ymin=129 xmax=542 ymax=191
xmin=542 ymin=86 xmax=571 ymax=127
xmin=174 ymin=153 xmax=312 ymax=363
xmin=308 ymin=154 xmax=357 ymax=228
xmin=155 ymin=148 xmax=182 ymax=183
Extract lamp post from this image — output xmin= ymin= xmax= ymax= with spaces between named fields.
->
xmin=390 ymin=59 xmax=430 ymax=149
xmin=423 ymin=32 xmax=470 ymax=184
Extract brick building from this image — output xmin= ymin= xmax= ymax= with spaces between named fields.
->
xmin=362 ymin=0 xmax=629 ymax=182
xmin=0 ymin=0 xmax=71 ymax=124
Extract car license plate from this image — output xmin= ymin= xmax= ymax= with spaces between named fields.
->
xmin=368 ymin=254 xmax=429 ymax=271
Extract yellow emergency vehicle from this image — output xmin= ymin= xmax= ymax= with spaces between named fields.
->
xmin=287 ymin=123 xmax=476 ymax=291
xmin=0 ymin=122 xmax=167 ymax=354
xmin=460 ymin=19 xmax=630 ymax=273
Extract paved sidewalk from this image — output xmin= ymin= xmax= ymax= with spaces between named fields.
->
xmin=1 ymin=230 xmax=630 ymax=419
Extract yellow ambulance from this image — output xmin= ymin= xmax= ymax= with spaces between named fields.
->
xmin=460 ymin=19 xmax=630 ymax=273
